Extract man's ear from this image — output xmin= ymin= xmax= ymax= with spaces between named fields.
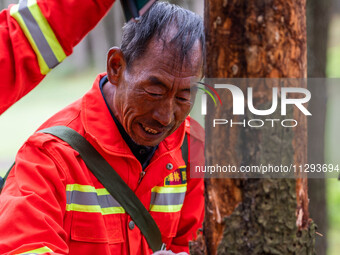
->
xmin=107 ymin=47 xmax=126 ymax=85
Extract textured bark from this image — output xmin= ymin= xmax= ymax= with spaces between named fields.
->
xmin=306 ymin=0 xmax=331 ymax=254
xmin=196 ymin=0 xmax=316 ymax=254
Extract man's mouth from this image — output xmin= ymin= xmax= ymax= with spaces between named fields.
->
xmin=141 ymin=124 xmax=161 ymax=135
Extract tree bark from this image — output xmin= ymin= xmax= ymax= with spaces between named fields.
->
xmin=192 ymin=0 xmax=316 ymax=254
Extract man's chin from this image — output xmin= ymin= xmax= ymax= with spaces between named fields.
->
xmin=131 ymin=136 xmax=163 ymax=147
xmin=131 ymin=123 xmax=169 ymax=146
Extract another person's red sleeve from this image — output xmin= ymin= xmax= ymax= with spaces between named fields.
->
xmin=0 ymin=0 xmax=115 ymax=115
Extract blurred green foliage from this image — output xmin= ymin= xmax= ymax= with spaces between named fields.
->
xmin=0 ymin=66 xmax=98 ymax=175
xmin=328 ymin=179 xmax=340 ymax=255
xmin=326 ymin=40 xmax=340 ymax=255
xmin=327 ymin=47 xmax=340 ymax=78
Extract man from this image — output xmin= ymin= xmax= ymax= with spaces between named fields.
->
xmin=0 ymin=0 xmax=116 ymax=115
xmin=0 ymin=2 xmax=205 ymax=254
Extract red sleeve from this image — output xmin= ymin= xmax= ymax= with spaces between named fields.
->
xmin=0 ymin=0 xmax=115 ymax=115
xmin=37 ymin=0 xmax=115 ymax=56
xmin=0 ymin=136 xmax=68 ymax=254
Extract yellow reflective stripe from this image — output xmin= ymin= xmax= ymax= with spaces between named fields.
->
xmin=10 ymin=4 xmax=49 ymax=74
xmin=151 ymin=185 xmax=187 ymax=194
xmin=66 ymin=184 xmax=95 ymax=192
xmin=26 ymin=0 xmax=66 ymax=62
xmin=150 ymin=204 xmax=183 ymax=213
xmin=10 ymin=0 xmax=66 ymax=75
xmin=66 ymin=204 xmax=125 ymax=214
xmin=17 ymin=246 xmax=53 ymax=254
xmin=96 ymin=188 xmax=110 ymax=196
xmin=102 ymin=207 xmax=125 ymax=215
xmin=66 ymin=184 xmax=110 ymax=196
xmin=66 ymin=204 xmax=101 ymax=213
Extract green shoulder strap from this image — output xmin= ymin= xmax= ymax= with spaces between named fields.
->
xmin=38 ymin=126 xmax=165 ymax=252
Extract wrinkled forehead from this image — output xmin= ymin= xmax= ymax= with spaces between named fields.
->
xmin=143 ymin=35 xmax=203 ymax=76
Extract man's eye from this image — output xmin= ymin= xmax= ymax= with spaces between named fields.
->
xmin=144 ymin=87 xmax=165 ymax=96
xmin=147 ymin=92 xmax=162 ymax=96
xmin=176 ymin=96 xmax=190 ymax=102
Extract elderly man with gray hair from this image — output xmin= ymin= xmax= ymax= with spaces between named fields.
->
xmin=0 ymin=2 xmax=205 ymax=254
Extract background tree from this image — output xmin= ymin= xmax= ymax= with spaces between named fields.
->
xmin=307 ymin=0 xmax=332 ymax=254
xmin=191 ymin=0 xmax=316 ymax=254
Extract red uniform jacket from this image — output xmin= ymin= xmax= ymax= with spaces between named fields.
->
xmin=0 ymin=0 xmax=115 ymax=115
xmin=0 ymin=74 xmax=205 ymax=255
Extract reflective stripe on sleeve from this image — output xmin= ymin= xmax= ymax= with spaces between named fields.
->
xmin=10 ymin=0 xmax=66 ymax=74
xmin=17 ymin=246 xmax=53 ymax=254
xmin=150 ymin=185 xmax=187 ymax=213
xmin=66 ymin=184 xmax=125 ymax=215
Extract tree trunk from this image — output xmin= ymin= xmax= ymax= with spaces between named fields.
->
xmin=191 ymin=0 xmax=316 ymax=254
xmin=306 ymin=0 xmax=332 ymax=254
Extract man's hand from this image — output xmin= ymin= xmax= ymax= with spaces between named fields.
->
xmin=152 ymin=251 xmax=189 ymax=255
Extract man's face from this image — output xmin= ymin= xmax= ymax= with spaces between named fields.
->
xmin=111 ymin=38 xmax=203 ymax=147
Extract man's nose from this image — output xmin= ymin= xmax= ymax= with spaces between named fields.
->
xmin=152 ymin=99 xmax=175 ymax=127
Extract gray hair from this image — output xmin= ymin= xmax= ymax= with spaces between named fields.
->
xmin=120 ymin=1 xmax=205 ymax=68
